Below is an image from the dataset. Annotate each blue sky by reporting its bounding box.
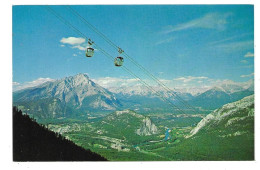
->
[12,5,254,90]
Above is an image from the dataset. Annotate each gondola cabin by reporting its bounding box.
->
[85,47,94,57]
[114,57,124,66]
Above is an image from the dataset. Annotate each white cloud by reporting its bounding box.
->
[233,64,253,69]
[92,77,139,88]
[73,54,77,57]
[13,78,55,91]
[174,76,208,83]
[60,37,85,45]
[158,79,172,84]
[155,36,175,45]
[209,36,236,46]
[214,40,254,51]
[209,33,252,46]
[13,82,20,86]
[93,76,210,89]
[244,52,254,58]
[59,37,87,52]
[240,73,254,78]
[163,12,232,34]
[240,60,248,64]
[59,37,99,55]
[72,45,85,51]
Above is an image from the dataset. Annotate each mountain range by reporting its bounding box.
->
[188,80,254,109]
[13,73,254,119]
[109,79,254,112]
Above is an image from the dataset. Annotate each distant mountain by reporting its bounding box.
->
[13,73,254,119]
[213,79,253,94]
[108,79,254,112]
[189,80,254,109]
[109,85,194,112]
[13,74,121,119]
[109,85,194,100]
[13,107,107,161]
[108,79,253,99]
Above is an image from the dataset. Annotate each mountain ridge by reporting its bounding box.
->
[188,94,254,137]
[13,73,254,118]
[102,109,159,137]
[13,73,121,119]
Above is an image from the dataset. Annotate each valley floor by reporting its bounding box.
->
[45,108,254,161]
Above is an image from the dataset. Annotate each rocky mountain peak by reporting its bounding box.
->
[13,73,121,118]
[60,73,93,87]
[212,79,254,94]
[73,73,90,81]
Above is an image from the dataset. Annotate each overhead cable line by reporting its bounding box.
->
[45,6,189,116]
[95,44,188,115]
[46,6,200,126]
[66,6,199,115]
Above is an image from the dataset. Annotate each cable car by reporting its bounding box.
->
[114,47,124,66]
[85,39,94,57]
[114,57,124,66]
[86,47,94,57]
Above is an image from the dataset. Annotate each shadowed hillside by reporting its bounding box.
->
[13,106,107,161]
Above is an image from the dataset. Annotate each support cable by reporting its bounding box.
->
[46,6,189,116]
[66,6,199,115]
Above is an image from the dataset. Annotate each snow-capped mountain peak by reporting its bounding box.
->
[212,79,254,94]
[13,73,121,119]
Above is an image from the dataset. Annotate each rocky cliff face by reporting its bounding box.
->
[113,110,158,136]
[136,117,158,136]
[187,95,254,138]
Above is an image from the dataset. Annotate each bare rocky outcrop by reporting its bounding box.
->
[136,117,158,136]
